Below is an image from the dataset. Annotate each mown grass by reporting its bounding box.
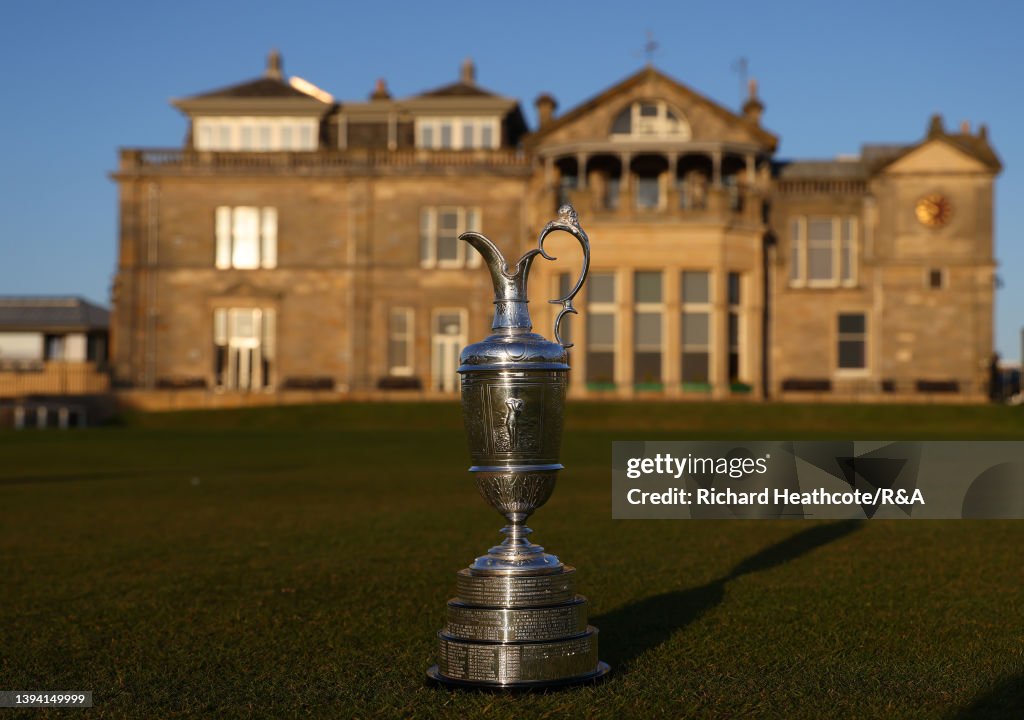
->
[1,402,1022,718]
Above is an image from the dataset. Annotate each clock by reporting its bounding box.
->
[915,194,953,228]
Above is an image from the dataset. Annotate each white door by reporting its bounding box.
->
[431,310,465,393]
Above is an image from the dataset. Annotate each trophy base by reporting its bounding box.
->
[427,661,611,690]
[430,566,610,688]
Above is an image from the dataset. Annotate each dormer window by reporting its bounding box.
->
[611,100,691,140]
[194,117,318,151]
[416,117,499,149]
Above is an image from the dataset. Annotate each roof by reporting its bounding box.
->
[186,76,315,100]
[417,80,499,98]
[524,65,779,150]
[0,297,109,331]
[863,119,1002,173]
[172,52,332,114]
[937,132,1002,171]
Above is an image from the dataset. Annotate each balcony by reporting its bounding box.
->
[117,148,533,177]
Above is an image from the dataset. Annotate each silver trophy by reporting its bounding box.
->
[427,205,610,688]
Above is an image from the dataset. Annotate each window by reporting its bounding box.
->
[610,100,692,140]
[837,313,867,370]
[604,176,620,210]
[388,308,414,376]
[559,173,578,208]
[587,272,617,387]
[214,307,275,390]
[928,268,945,289]
[634,272,663,386]
[636,176,660,209]
[416,117,500,149]
[790,216,857,286]
[728,273,741,383]
[215,207,277,269]
[419,207,482,268]
[681,271,711,384]
[193,117,319,151]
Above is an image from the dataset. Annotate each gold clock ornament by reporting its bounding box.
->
[915,194,952,228]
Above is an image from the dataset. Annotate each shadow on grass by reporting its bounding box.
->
[592,520,864,672]
[953,672,1024,719]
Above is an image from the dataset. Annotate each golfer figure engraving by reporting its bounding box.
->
[427,205,610,688]
[504,397,524,450]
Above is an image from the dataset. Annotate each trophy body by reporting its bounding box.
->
[427,206,610,688]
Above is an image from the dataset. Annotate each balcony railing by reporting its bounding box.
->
[0,361,110,398]
[119,148,532,175]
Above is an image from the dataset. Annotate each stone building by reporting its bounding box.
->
[110,52,1001,404]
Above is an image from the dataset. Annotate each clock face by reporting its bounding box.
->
[915,194,953,228]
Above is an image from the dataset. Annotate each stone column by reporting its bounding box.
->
[665,153,679,213]
[711,266,730,399]
[664,267,681,396]
[618,270,634,398]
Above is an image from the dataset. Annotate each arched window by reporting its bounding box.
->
[610,100,691,140]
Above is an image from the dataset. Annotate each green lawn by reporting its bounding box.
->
[1,402,1022,718]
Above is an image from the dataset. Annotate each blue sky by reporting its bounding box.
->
[1,0,1021,360]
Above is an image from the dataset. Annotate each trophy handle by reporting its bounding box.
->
[537,204,591,348]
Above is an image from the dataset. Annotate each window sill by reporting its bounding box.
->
[681,381,712,393]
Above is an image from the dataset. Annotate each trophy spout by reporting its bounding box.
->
[461,203,591,345]
[460,231,539,334]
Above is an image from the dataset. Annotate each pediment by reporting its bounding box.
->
[526,67,777,151]
[882,139,990,175]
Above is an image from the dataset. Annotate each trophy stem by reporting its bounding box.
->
[469,521,563,575]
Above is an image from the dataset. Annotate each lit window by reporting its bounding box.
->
[790,216,857,287]
[419,207,482,268]
[192,117,318,151]
[215,207,277,269]
[213,307,275,390]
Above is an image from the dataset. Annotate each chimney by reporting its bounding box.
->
[266,49,283,80]
[960,120,971,134]
[461,57,476,85]
[978,123,989,142]
[370,78,392,101]
[742,78,764,125]
[927,113,944,138]
[535,93,558,129]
